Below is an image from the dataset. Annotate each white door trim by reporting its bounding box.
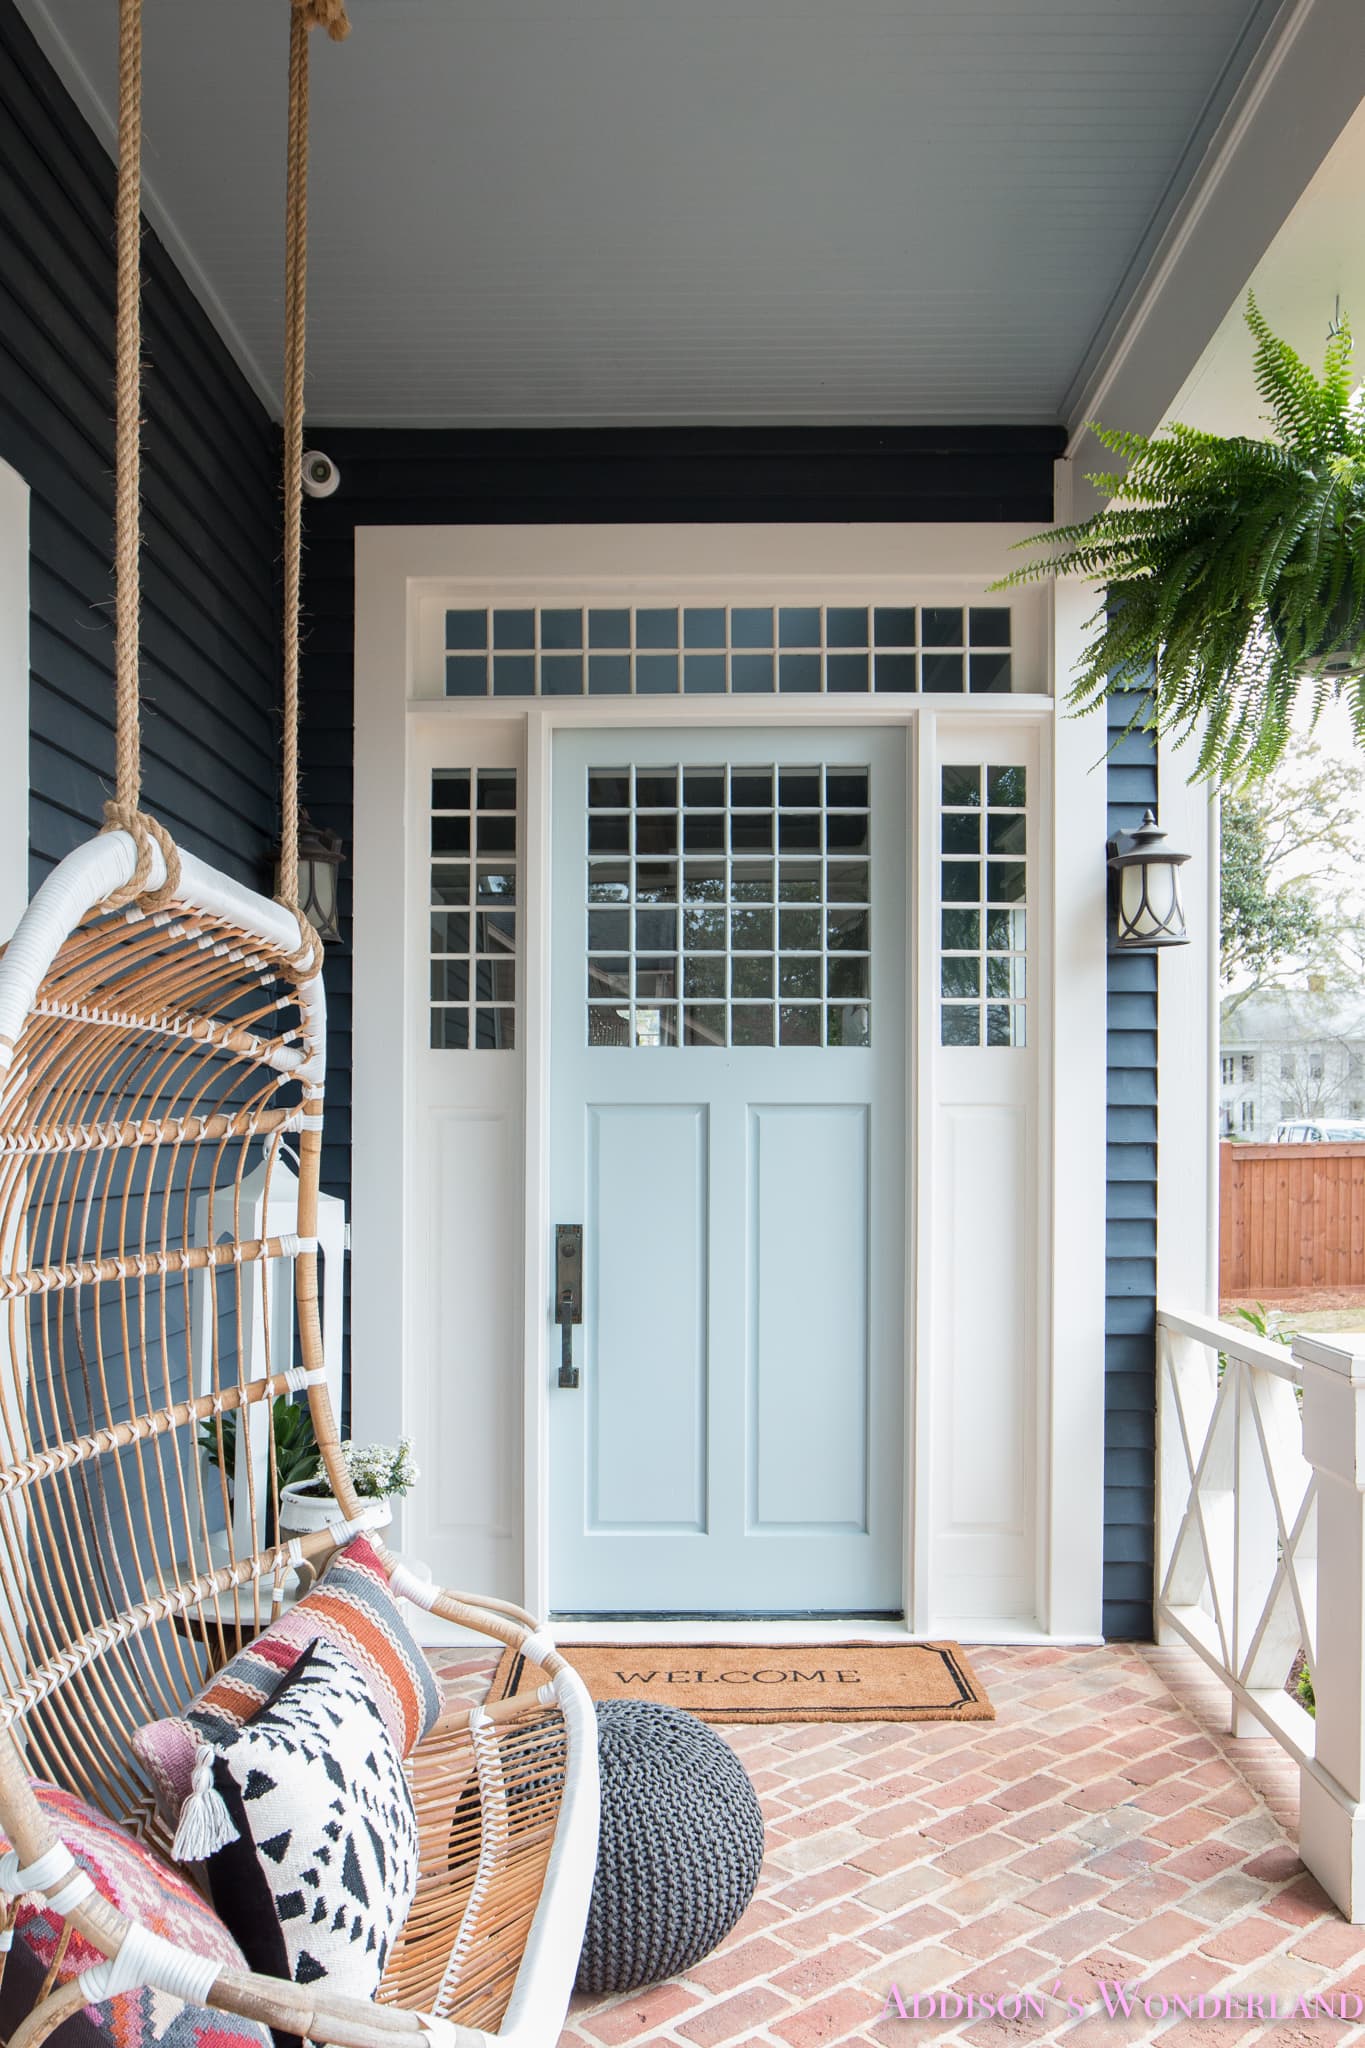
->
[1044,574,1110,1638]
[0,460,30,933]
[1155,731,1219,1317]
[0,458,30,1665]
[352,525,1107,1640]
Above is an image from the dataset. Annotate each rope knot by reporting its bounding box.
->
[100,804,182,913]
[274,900,325,982]
[292,0,350,41]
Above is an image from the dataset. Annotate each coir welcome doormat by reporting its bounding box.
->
[490,1641,994,1723]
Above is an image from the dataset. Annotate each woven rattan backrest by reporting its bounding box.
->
[0,840,353,1831]
[0,0,368,1859]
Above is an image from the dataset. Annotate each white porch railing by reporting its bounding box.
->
[1157,1310,1365,1920]
[1156,1307,1317,1758]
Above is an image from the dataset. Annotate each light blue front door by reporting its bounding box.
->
[549,728,905,1615]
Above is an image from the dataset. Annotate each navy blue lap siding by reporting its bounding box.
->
[1105,691,1159,1639]
[0,0,279,890]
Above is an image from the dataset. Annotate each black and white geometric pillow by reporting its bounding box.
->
[204,1639,420,2020]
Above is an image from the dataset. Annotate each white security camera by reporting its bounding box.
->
[301,449,340,499]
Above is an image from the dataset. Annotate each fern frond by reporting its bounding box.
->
[996,294,1365,784]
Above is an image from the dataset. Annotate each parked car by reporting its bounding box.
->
[1273,1119,1365,1143]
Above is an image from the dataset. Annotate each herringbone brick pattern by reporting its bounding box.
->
[513,1646,1365,2047]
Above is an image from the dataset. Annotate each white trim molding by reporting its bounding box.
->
[352,523,1104,1638]
[1064,0,1365,517]
[1044,576,1109,1638]
[1155,731,1219,1318]
[0,460,30,935]
[348,530,415,1454]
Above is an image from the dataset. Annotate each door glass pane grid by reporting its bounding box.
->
[429,767,517,1049]
[586,764,872,1047]
[939,763,1027,1048]
[447,605,1014,696]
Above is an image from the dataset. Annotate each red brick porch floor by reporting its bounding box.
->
[546,1645,1365,2048]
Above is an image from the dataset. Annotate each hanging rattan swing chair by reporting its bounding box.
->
[0,5,598,2045]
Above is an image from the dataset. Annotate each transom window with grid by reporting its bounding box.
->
[447,605,1016,697]
[585,764,871,1049]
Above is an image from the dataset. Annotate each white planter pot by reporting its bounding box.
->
[278,1480,345,1537]
[278,1480,393,1540]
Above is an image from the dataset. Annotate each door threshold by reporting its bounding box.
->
[404,1610,1106,1651]
[551,1610,902,1623]
[548,1616,916,1645]
[551,1618,1107,1647]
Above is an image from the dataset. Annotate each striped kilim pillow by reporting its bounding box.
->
[0,1781,270,2048]
[132,1537,440,1828]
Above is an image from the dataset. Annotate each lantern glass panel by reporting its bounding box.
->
[306,858,338,933]
[1119,863,1150,936]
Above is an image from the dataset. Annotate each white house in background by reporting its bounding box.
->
[1221,992,1365,1141]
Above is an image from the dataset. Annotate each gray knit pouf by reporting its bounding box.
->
[576,1700,765,1995]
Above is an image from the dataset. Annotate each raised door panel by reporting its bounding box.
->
[587,1104,708,1532]
[750,1104,870,1532]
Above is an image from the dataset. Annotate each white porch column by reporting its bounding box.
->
[1296,1330,1365,1922]
[0,459,28,929]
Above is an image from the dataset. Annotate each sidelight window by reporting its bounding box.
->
[939,763,1027,1048]
[429,768,518,1048]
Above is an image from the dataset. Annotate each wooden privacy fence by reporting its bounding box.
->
[1220,1141,1365,1296]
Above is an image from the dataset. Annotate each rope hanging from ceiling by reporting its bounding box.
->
[0,0,598,2039]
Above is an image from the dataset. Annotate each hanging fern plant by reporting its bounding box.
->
[998,297,1365,784]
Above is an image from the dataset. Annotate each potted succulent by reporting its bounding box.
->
[998,297,1365,784]
[278,1435,420,1537]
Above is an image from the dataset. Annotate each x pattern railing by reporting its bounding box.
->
[1156,1308,1318,1765]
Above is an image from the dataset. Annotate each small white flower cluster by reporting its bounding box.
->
[337,1436,420,1500]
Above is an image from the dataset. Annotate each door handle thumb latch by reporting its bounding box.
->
[554,1224,582,1389]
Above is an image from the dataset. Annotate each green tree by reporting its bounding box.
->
[1221,799,1320,999]
[1221,746,1365,1012]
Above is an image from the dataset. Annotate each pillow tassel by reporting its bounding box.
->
[171,1745,238,1861]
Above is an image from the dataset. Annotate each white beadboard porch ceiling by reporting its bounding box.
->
[19,0,1294,427]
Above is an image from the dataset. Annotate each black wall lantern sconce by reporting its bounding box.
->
[274,810,344,945]
[1106,808,1190,950]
